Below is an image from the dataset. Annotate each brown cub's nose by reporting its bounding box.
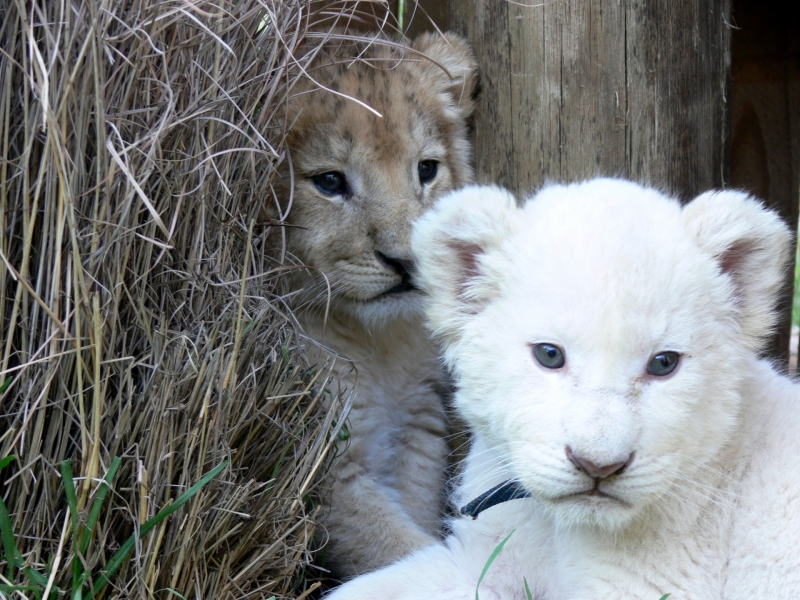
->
[375,252,417,292]
[566,446,634,479]
[375,252,414,277]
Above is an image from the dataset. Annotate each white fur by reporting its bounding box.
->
[325,179,799,599]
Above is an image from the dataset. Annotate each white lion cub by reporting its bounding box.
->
[326,179,800,599]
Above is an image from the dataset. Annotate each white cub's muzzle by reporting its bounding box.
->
[507,390,649,528]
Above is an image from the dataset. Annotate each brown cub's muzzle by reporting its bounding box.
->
[375,251,419,295]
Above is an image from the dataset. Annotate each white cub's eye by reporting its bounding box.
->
[647,351,680,376]
[532,343,565,369]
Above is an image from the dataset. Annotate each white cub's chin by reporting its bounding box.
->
[545,490,640,530]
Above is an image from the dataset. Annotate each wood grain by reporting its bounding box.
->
[449,0,732,197]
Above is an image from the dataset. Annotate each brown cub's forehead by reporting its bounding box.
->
[287,49,451,169]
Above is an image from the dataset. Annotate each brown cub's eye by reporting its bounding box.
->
[418,160,438,184]
[312,171,348,196]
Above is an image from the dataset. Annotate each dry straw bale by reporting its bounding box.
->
[0,0,394,597]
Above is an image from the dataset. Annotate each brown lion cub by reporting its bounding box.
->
[272,32,477,577]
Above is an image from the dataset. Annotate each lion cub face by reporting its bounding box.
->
[276,33,477,324]
[413,179,790,530]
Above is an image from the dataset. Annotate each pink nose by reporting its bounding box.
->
[566,446,634,479]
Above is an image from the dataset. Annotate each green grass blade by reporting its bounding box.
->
[0,454,17,580]
[523,577,533,600]
[266,436,300,498]
[475,529,515,600]
[658,595,671,600]
[81,457,121,554]
[72,569,95,600]
[15,562,56,600]
[92,460,229,597]
[60,461,82,593]
[71,457,121,597]
[166,588,187,599]
[0,376,12,394]
[0,491,20,580]
[0,584,42,592]
[22,565,48,587]
[60,460,79,522]
[242,320,254,337]
[22,563,52,599]
[270,439,293,482]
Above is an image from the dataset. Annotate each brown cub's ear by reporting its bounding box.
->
[412,186,518,350]
[682,190,793,351]
[412,32,479,121]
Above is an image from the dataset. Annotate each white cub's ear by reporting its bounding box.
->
[682,189,793,349]
[412,32,478,121]
[412,185,518,347]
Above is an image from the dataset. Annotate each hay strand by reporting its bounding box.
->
[0,0,390,597]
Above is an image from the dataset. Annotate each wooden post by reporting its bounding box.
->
[448,0,731,196]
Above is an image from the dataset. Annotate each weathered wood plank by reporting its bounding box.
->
[450,0,731,196]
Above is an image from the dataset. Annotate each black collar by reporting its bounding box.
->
[460,479,531,519]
